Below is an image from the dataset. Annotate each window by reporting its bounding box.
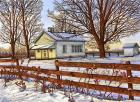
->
[79,45,83,52]
[44,50,46,57]
[37,50,40,53]
[72,45,74,52]
[63,45,67,53]
[50,49,53,52]
[71,45,83,53]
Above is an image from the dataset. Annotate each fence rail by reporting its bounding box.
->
[86,50,124,57]
[0,59,140,100]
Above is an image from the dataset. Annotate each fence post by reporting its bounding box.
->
[55,60,61,88]
[126,61,134,100]
[108,52,110,57]
[16,59,19,66]
[93,53,94,57]
[55,60,60,80]
[117,52,119,57]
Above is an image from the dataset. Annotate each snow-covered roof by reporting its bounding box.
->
[47,32,85,42]
[123,43,139,48]
[32,44,55,50]
[34,31,86,44]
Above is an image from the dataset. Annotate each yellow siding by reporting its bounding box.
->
[34,32,57,59]
[35,50,42,59]
[35,33,54,45]
[48,49,56,58]
[35,49,56,59]
[41,50,49,59]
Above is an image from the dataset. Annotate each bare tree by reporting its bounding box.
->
[48,10,87,34]
[18,11,43,51]
[0,0,21,59]
[0,0,42,58]
[54,0,140,58]
[48,11,74,32]
[19,0,42,58]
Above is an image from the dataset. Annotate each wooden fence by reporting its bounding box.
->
[0,60,140,100]
[0,59,19,65]
[86,50,124,57]
[0,52,34,59]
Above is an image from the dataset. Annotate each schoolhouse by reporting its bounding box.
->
[32,31,86,59]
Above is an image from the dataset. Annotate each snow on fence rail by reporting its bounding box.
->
[0,59,140,100]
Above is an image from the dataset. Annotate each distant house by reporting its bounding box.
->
[123,43,139,57]
[32,31,86,59]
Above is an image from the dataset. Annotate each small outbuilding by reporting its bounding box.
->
[123,43,139,57]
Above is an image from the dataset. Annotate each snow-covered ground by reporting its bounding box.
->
[0,79,139,102]
[0,55,140,102]
[21,54,140,68]
[21,55,140,77]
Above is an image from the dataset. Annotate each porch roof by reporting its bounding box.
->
[32,44,55,50]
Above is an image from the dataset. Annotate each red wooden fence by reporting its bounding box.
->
[0,59,140,100]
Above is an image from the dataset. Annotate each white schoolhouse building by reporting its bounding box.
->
[32,31,86,59]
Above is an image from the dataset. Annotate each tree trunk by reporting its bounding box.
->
[98,42,106,58]
[11,43,15,59]
[21,0,30,58]
[26,43,30,58]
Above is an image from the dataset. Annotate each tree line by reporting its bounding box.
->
[0,0,42,59]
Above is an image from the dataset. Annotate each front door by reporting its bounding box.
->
[43,50,48,59]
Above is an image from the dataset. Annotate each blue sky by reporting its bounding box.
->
[41,0,54,29]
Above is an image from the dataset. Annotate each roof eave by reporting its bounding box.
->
[32,46,55,50]
[56,40,86,42]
